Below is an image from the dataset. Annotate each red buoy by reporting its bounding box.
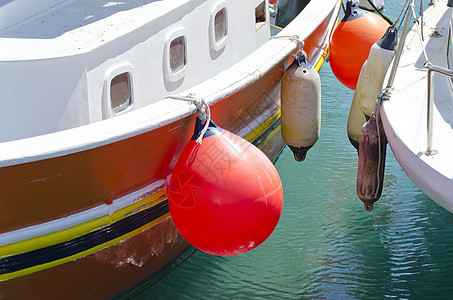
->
[168,118,283,256]
[329,0,388,90]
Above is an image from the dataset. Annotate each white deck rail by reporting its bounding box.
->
[425,64,453,155]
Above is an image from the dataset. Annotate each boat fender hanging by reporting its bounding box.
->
[356,104,387,211]
[168,117,284,256]
[347,93,368,151]
[357,25,398,117]
[281,51,321,162]
[347,26,397,151]
[329,0,388,90]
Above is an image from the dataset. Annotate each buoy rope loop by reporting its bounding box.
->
[195,99,211,145]
[378,87,392,102]
[166,95,211,144]
[270,35,305,58]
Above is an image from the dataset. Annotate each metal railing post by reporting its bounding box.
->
[426,68,435,155]
[424,65,453,155]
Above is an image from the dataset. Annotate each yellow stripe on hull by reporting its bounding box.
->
[257,124,282,148]
[0,189,167,258]
[0,212,170,282]
[0,107,282,282]
[245,108,281,143]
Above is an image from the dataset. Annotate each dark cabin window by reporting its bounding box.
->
[255,1,266,30]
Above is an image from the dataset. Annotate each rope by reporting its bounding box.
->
[395,0,411,30]
[420,0,424,40]
[270,35,305,59]
[195,99,211,144]
[270,24,284,31]
[385,0,416,89]
[362,0,393,24]
[373,87,394,198]
[374,100,383,199]
[410,1,430,64]
[166,95,211,144]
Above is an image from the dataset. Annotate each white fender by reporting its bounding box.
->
[347,93,367,150]
[347,25,397,150]
[281,54,321,162]
[357,26,398,117]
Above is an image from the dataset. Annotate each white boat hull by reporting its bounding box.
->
[381,110,453,212]
[381,0,453,212]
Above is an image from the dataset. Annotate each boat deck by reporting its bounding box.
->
[0,0,181,60]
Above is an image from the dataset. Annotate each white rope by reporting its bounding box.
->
[195,99,211,144]
[410,1,430,64]
[270,35,305,59]
[166,95,211,144]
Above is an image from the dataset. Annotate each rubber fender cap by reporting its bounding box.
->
[288,145,313,162]
[343,0,366,21]
[191,117,222,140]
[376,25,398,50]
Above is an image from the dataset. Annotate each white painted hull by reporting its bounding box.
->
[381,0,453,212]
[381,112,453,212]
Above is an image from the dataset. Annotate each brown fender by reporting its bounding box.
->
[356,110,387,211]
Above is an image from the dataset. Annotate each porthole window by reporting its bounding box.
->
[103,64,135,118]
[110,72,132,114]
[169,36,187,74]
[165,29,187,83]
[214,8,227,44]
[210,2,228,52]
[255,1,267,30]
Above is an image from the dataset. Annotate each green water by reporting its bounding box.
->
[136,2,453,298]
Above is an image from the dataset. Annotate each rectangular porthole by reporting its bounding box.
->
[214,8,227,43]
[164,30,187,83]
[255,1,266,30]
[110,72,132,114]
[210,2,228,52]
[170,36,187,74]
